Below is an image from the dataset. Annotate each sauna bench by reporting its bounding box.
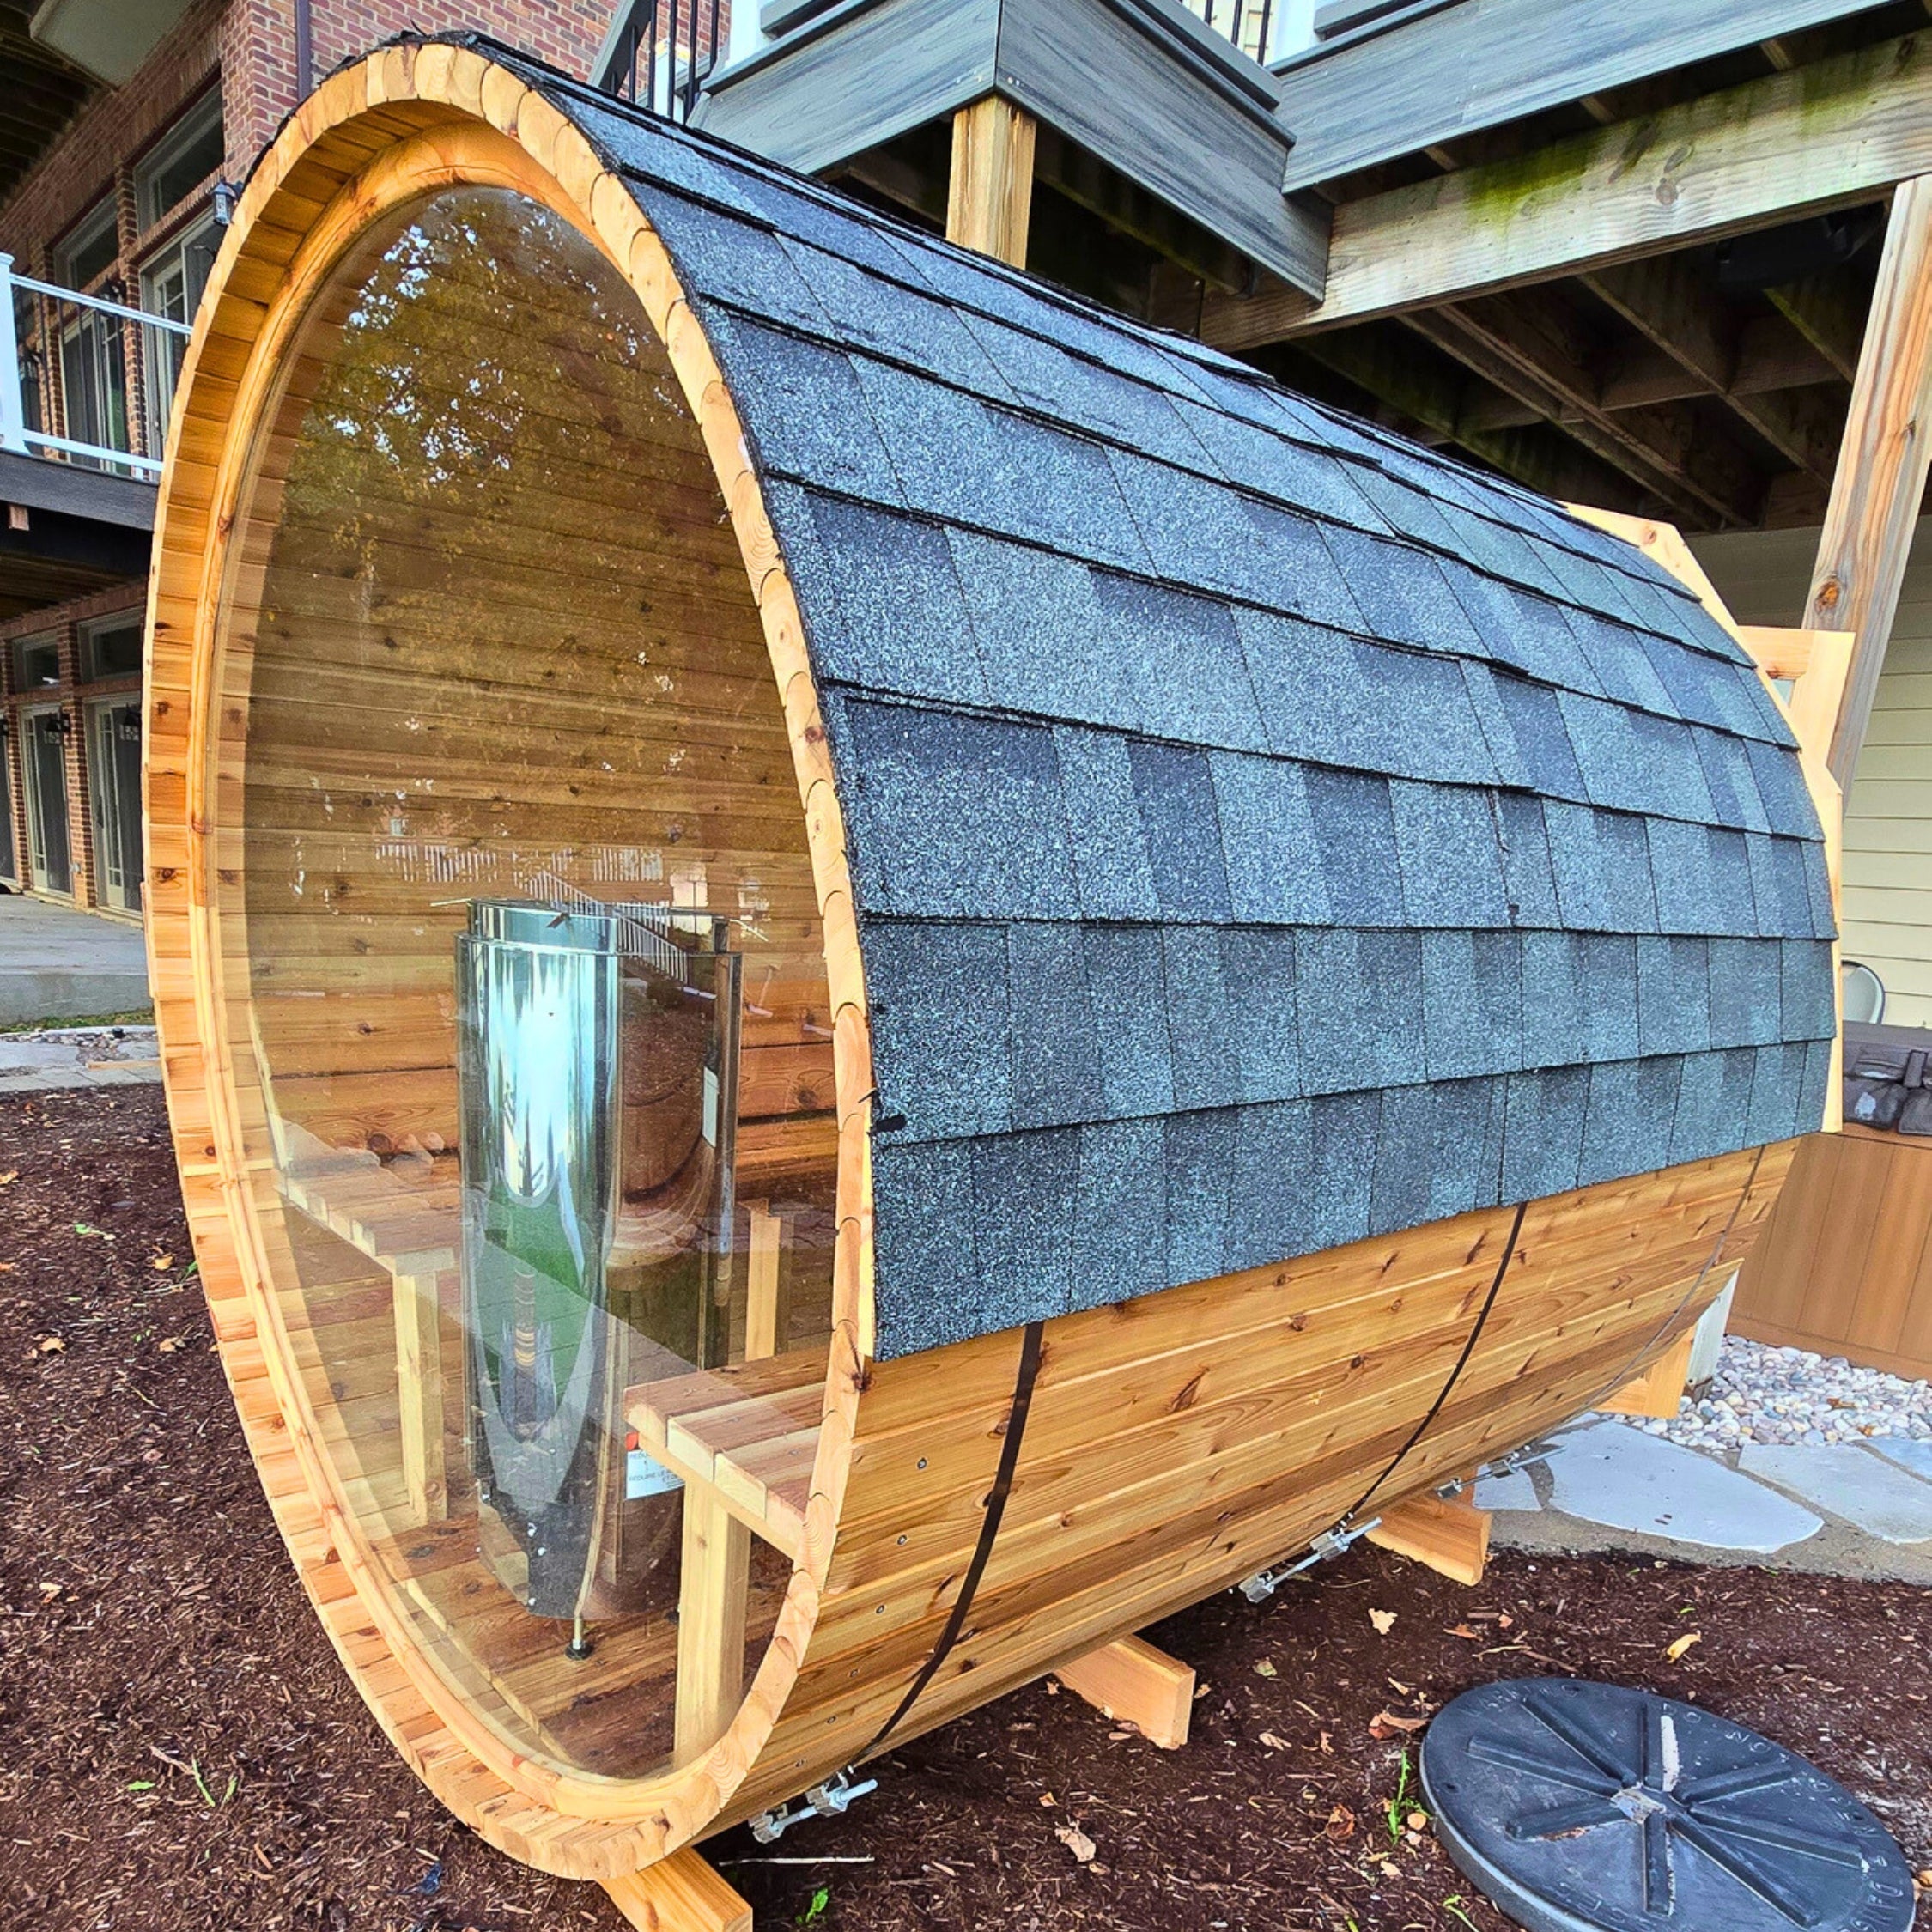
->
[625,1351,825,1563]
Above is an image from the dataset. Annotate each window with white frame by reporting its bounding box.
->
[141,214,219,454]
[135,92,224,233]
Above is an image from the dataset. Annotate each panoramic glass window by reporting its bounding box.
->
[225,187,835,1781]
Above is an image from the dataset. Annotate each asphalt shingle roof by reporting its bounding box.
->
[493,46,1838,1358]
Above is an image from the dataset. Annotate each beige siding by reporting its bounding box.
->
[1692,521,1932,1026]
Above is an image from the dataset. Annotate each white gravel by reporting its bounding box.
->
[1613,1334,1932,1452]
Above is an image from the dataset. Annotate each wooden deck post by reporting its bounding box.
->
[1053,1634,1196,1748]
[603,1850,753,1932]
[1806,173,1932,786]
[947,94,1036,267]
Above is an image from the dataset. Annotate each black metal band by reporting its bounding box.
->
[859,1316,1046,1763]
[1340,1198,1528,1528]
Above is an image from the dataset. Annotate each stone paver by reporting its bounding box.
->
[1473,1467,1539,1512]
[1739,1443,1932,1546]
[1540,1418,1822,1553]
[1871,1438,1932,1483]
[0,1026,161,1091]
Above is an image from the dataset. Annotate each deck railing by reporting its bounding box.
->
[595,0,725,122]
[1180,0,1280,63]
[0,252,191,483]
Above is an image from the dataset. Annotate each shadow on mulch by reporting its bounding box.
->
[3,1085,1928,1932]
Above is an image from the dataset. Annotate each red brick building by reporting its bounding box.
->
[0,0,635,921]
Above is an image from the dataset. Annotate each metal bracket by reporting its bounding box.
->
[747,1768,878,1844]
[1436,1440,1557,1502]
[1237,1515,1382,1604]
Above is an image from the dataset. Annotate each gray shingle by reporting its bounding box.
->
[1324,526,1485,653]
[1744,735,1821,839]
[1083,927,1176,1117]
[1308,1089,1381,1252]
[1422,929,1523,1081]
[1164,1109,1236,1284]
[1219,927,1303,1103]
[1798,1036,1833,1129]
[795,492,987,706]
[1637,936,1712,1057]
[707,311,902,501]
[1172,397,1393,529]
[871,1139,983,1356]
[1067,1117,1169,1313]
[1494,674,1587,800]
[1690,726,1771,833]
[1305,767,1404,926]
[1390,781,1510,928]
[1096,572,1267,750]
[641,186,828,319]
[1451,569,1600,693]
[1575,933,1641,1062]
[1296,927,1424,1095]
[1780,939,1838,1042]
[1708,938,1783,1049]
[1129,741,1231,920]
[1544,803,1660,933]
[863,920,1012,1139]
[1670,1048,1759,1168]
[1520,930,1584,1072]
[1562,605,1680,718]
[1577,1056,1680,1188]
[1801,841,1837,941]
[1648,818,1755,938]
[835,698,1075,917]
[1501,1066,1590,1201]
[973,1127,1077,1324]
[1372,1077,1499,1236]
[1007,922,1106,1131]
[1746,833,1816,940]
[1746,1042,1807,1146]
[1225,1099,1317,1272]
[1163,927,1243,1112]
[1211,753,1330,926]
[1055,726,1161,921]
[948,531,1130,728]
[1495,791,1562,928]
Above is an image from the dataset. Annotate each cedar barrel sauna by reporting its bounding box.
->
[143,36,1843,1903]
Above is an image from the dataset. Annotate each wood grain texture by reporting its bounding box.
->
[1809,174,1932,786]
[1364,1490,1490,1588]
[602,1850,752,1932]
[1596,1326,1698,1419]
[1210,32,1932,348]
[1734,1129,1932,1378]
[1053,1634,1194,1748]
[947,94,1037,266]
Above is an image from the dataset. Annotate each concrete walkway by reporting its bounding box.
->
[0,1024,161,1092]
[1483,1415,1932,1583]
[0,893,149,1024]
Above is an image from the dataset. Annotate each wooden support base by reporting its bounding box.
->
[1366,1488,1492,1587]
[603,1850,752,1932]
[673,1487,750,1762]
[1052,1634,1195,1749]
[1598,1327,1698,1420]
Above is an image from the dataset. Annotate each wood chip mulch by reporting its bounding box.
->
[3,1084,1928,1931]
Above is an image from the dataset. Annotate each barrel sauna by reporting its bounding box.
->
[143,37,1841,1893]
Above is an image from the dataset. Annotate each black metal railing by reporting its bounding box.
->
[1182,0,1277,63]
[596,0,725,119]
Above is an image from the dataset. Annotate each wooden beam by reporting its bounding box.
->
[1598,1327,1697,1419]
[744,1201,790,1361]
[1809,173,1932,783]
[603,1851,754,1932]
[1766,272,1868,384]
[1405,294,1764,527]
[947,94,1036,267]
[392,1268,446,1524]
[1053,1634,1195,1748]
[1585,254,1842,482]
[1366,1489,1492,1587]
[1597,319,1841,413]
[1203,31,1932,349]
[673,1486,751,1763]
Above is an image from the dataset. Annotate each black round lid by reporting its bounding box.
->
[1419,1679,1916,1932]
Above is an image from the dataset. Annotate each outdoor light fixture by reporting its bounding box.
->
[211,179,238,226]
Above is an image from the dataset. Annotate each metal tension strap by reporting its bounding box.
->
[859,1315,1048,1763]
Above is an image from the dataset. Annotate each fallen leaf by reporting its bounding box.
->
[1497,1613,1515,1630]
[158,1338,182,1353]
[1324,1803,1356,1843]
[1446,1624,1480,1640]
[1260,1731,1292,1752]
[0,1170,17,1184]
[37,1336,65,1353]
[1369,1710,1428,1739]
[1407,1811,1430,1832]
[1665,1632,1703,1663]
[1369,1608,1397,1636]
[1038,1792,1057,1807]
[1054,1822,1096,1864]
[150,1253,174,1271]
[39,1581,60,1598]
[1318,1730,1334,1755]
[1253,1658,1278,1679]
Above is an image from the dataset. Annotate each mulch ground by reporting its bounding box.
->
[3,1084,1928,1932]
